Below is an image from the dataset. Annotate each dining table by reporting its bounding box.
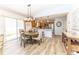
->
[24,31,39,44]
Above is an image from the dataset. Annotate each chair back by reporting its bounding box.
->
[19,29,25,39]
[37,29,43,38]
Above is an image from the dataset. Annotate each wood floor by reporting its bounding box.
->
[3,36,67,55]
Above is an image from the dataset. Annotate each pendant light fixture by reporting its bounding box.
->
[24,4,34,21]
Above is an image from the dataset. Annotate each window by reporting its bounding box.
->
[4,17,17,41]
[17,19,24,38]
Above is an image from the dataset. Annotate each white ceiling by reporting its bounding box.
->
[0,0,77,17]
[0,4,48,17]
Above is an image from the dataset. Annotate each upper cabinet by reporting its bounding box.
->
[31,20,37,28]
[36,16,54,29]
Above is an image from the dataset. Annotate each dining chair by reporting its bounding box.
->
[33,29,43,45]
[19,30,29,48]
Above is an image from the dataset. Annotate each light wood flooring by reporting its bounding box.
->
[3,36,67,55]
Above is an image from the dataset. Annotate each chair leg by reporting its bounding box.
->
[20,39,22,46]
[23,42,26,48]
[38,40,41,45]
[40,38,42,43]
[20,40,24,47]
[38,42,40,45]
[31,40,33,45]
[21,39,26,48]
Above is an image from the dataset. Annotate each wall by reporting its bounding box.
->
[54,16,67,35]
[36,14,67,35]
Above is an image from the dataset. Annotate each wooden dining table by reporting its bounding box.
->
[24,32,39,44]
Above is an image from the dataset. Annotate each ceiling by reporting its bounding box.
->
[0,0,77,17]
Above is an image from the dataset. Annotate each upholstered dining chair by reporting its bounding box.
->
[33,29,43,45]
[19,29,29,48]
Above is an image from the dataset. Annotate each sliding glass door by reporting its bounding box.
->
[17,19,24,39]
[4,17,17,41]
